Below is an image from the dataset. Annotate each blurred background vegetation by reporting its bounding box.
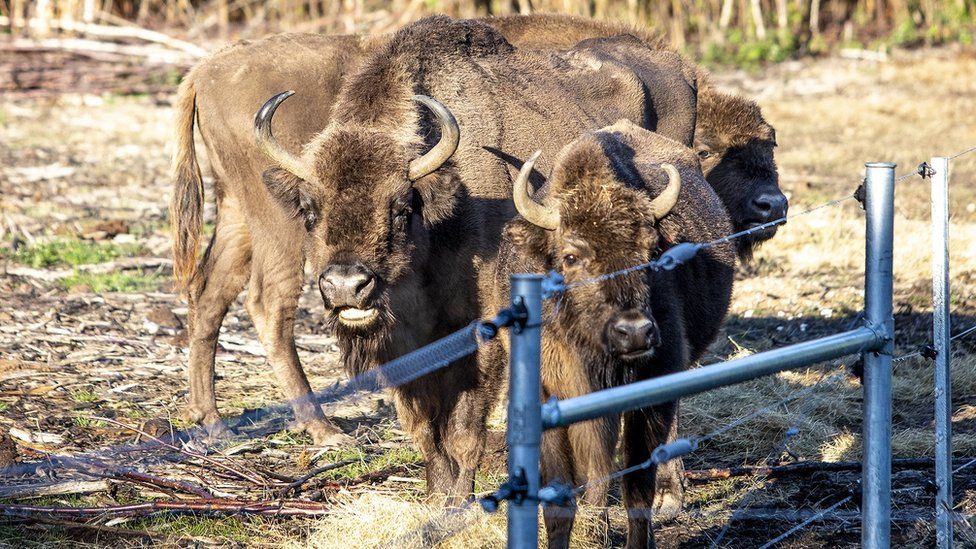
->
[2,0,975,65]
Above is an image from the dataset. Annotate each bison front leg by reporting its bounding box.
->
[184,204,251,440]
[652,409,684,520]
[568,416,616,546]
[541,427,575,549]
[394,391,456,501]
[620,404,677,549]
[246,247,350,448]
[443,374,492,506]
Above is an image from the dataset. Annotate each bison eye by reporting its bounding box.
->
[697,150,711,160]
[563,254,579,266]
[303,209,317,231]
[392,211,409,233]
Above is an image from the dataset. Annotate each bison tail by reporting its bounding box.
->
[170,76,204,291]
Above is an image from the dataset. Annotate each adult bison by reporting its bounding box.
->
[482,120,735,547]
[172,16,698,501]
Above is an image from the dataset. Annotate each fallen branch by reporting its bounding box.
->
[5,38,195,65]
[0,498,330,518]
[0,480,110,499]
[3,514,158,539]
[91,417,270,487]
[280,458,361,497]
[89,468,213,499]
[684,457,974,481]
[0,16,208,58]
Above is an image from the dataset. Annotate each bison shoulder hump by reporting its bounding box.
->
[389,16,515,59]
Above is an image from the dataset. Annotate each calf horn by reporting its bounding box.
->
[408,95,460,181]
[254,91,315,182]
[649,163,682,221]
[513,150,560,231]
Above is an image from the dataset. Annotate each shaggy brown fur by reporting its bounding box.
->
[171,15,697,503]
[482,121,734,548]
[167,12,770,507]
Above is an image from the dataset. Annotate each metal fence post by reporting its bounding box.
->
[862,162,896,549]
[931,156,953,548]
[507,274,543,549]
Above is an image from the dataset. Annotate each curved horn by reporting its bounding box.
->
[254,91,314,182]
[648,163,682,220]
[513,150,560,231]
[408,95,460,181]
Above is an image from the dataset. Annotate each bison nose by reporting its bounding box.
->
[606,312,659,357]
[318,264,376,308]
[750,192,789,221]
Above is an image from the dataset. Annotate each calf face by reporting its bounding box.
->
[695,89,787,259]
[255,91,461,339]
[505,150,681,363]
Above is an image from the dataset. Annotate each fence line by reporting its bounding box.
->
[4,146,975,544]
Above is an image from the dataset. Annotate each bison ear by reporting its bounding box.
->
[504,219,552,267]
[412,171,461,225]
[262,166,310,218]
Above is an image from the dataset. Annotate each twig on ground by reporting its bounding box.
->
[0,498,330,518]
[279,458,362,497]
[91,416,270,487]
[0,480,110,499]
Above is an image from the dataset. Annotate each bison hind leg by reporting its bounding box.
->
[184,197,252,440]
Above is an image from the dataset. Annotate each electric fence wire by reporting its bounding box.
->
[707,367,838,548]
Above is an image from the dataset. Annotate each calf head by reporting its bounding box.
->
[255,91,461,338]
[695,89,787,260]
[505,144,681,363]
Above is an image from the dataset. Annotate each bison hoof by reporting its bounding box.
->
[653,485,684,520]
[184,407,231,441]
[300,419,355,448]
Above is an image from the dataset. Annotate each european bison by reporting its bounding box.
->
[483,120,734,547]
[172,16,698,502]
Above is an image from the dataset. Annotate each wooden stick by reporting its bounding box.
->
[91,417,270,487]
[0,15,207,57]
[0,498,331,518]
[0,480,110,499]
[279,458,361,496]
[4,37,195,65]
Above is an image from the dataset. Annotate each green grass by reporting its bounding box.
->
[126,515,267,543]
[58,272,163,293]
[5,238,143,268]
[0,402,9,413]
[313,446,423,481]
[73,417,106,429]
[71,389,99,403]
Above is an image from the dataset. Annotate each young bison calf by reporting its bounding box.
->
[483,121,734,548]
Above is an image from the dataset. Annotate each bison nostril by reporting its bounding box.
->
[353,274,374,297]
[752,192,788,219]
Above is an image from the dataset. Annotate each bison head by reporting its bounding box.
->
[505,146,681,362]
[254,91,461,335]
[695,89,787,260]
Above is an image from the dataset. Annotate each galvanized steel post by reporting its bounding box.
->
[507,274,543,549]
[862,162,896,549]
[931,156,953,549]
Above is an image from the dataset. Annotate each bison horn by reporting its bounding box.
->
[513,150,560,231]
[648,163,681,221]
[254,91,315,182]
[408,95,460,181]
